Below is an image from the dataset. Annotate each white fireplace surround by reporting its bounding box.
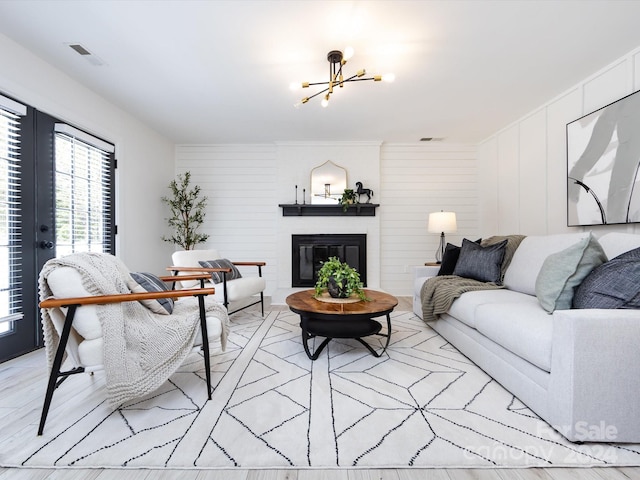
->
[274,142,382,301]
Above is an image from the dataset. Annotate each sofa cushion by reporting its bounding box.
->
[453,238,507,283]
[535,234,606,313]
[199,259,243,284]
[573,246,640,309]
[503,232,591,296]
[128,272,174,315]
[449,289,540,330]
[474,302,554,372]
[598,232,640,260]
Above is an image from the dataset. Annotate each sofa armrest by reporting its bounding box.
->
[413,266,441,318]
[548,308,640,442]
[414,265,441,279]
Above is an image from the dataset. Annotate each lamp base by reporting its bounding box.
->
[435,232,446,263]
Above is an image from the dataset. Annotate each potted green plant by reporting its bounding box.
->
[161,171,209,250]
[339,188,358,212]
[314,256,368,300]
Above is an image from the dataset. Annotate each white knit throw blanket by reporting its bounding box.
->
[38,252,229,407]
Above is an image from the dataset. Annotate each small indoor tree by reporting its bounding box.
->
[161,171,209,250]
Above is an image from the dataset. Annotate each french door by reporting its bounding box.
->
[0,95,115,362]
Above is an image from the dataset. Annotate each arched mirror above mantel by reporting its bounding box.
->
[310,160,347,204]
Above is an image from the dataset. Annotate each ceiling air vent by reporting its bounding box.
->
[67,43,105,66]
[420,137,445,142]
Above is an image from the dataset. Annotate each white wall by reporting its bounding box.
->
[478,45,640,237]
[0,32,176,272]
[380,143,478,294]
[176,142,479,297]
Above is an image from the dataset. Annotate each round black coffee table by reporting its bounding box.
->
[285,289,398,360]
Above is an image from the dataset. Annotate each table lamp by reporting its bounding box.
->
[428,211,457,263]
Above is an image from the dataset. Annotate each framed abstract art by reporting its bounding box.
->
[567,89,640,226]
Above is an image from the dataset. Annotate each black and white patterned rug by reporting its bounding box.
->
[4,309,640,469]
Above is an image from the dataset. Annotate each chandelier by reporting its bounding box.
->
[290,47,395,107]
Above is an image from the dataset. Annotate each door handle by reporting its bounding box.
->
[39,240,54,250]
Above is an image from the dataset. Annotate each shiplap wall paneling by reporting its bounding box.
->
[518,110,548,235]
[379,144,478,296]
[175,144,279,295]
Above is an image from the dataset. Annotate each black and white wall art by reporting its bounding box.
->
[567,89,640,226]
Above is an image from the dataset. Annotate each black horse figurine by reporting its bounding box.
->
[355,182,374,203]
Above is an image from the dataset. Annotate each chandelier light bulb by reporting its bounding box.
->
[382,73,396,83]
[343,46,354,60]
[289,82,301,91]
[321,95,329,108]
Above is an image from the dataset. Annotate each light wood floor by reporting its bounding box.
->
[1,297,638,480]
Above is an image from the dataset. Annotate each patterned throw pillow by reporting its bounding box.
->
[198,259,243,284]
[127,272,174,315]
[573,246,640,309]
[453,238,507,283]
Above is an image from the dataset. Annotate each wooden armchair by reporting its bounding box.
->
[38,253,227,435]
[169,249,266,316]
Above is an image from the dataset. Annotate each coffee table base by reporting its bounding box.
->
[301,314,392,360]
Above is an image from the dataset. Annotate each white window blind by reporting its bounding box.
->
[54,127,114,256]
[0,101,24,332]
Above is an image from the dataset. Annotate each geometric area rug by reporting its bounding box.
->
[3,309,640,469]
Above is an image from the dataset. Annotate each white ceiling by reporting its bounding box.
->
[1,0,640,144]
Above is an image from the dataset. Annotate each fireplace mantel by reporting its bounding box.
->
[279,203,379,217]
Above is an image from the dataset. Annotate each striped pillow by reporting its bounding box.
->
[128,272,174,315]
[199,259,242,284]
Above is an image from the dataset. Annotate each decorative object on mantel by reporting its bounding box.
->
[356,181,374,203]
[310,160,347,204]
[295,185,298,204]
[428,210,457,263]
[278,203,379,216]
[314,256,368,301]
[339,188,358,212]
[161,171,209,250]
[290,47,395,107]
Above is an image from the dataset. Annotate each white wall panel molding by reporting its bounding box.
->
[478,43,640,237]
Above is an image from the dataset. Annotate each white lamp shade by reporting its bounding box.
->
[428,211,457,233]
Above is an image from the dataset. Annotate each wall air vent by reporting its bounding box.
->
[67,43,105,66]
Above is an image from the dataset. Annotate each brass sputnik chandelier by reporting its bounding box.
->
[290,47,395,107]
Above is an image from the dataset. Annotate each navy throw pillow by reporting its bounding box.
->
[573,247,640,309]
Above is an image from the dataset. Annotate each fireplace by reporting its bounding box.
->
[292,234,367,287]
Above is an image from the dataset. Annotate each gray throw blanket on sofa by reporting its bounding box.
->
[420,234,526,322]
[420,276,504,322]
[39,252,229,407]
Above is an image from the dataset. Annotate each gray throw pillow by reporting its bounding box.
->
[573,246,640,309]
[199,259,242,284]
[127,272,174,315]
[535,233,606,313]
[437,239,482,276]
[452,238,508,283]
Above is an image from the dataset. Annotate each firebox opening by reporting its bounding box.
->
[292,234,367,287]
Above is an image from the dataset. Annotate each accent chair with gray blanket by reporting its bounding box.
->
[38,252,229,435]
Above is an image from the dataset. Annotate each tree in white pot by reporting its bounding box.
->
[161,171,209,250]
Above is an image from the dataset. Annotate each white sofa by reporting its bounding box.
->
[413,231,640,443]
